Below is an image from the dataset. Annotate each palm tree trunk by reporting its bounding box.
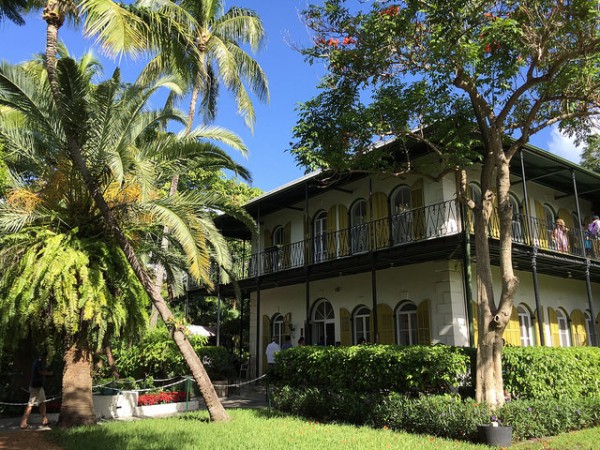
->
[44,11,229,423]
[58,343,96,427]
[150,76,202,327]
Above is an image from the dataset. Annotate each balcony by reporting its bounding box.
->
[188,199,600,290]
[228,199,461,280]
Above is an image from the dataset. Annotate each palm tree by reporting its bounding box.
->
[0,0,28,25]
[136,1,268,322]
[0,55,251,423]
[33,0,242,423]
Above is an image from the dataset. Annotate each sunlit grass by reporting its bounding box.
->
[511,427,600,450]
[51,409,490,450]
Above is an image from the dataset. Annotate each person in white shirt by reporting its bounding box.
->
[265,338,280,370]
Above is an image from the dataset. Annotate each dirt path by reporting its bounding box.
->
[0,430,61,450]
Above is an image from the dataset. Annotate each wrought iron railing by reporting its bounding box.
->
[188,200,600,289]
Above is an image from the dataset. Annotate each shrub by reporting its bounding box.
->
[273,345,470,395]
[499,396,600,440]
[502,347,600,400]
[107,328,236,381]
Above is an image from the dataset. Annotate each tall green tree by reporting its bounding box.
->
[136,0,268,323]
[31,0,238,422]
[0,55,250,424]
[293,0,600,407]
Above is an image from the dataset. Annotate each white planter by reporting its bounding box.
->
[134,399,200,418]
[93,391,139,419]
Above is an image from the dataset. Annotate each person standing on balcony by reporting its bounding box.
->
[552,218,569,252]
[588,215,600,257]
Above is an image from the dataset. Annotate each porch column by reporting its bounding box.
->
[572,169,599,346]
[305,181,311,344]
[368,178,379,341]
[459,198,475,347]
[520,149,545,346]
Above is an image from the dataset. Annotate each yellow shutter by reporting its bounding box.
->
[411,179,425,240]
[534,201,549,249]
[504,307,521,346]
[263,229,272,249]
[369,310,374,343]
[283,222,292,267]
[570,309,588,346]
[338,204,349,256]
[533,309,543,346]
[372,192,389,249]
[417,299,431,344]
[327,206,337,258]
[472,300,479,348]
[489,190,500,239]
[521,202,531,245]
[284,312,292,341]
[340,308,351,346]
[262,315,271,374]
[548,307,560,347]
[377,304,394,344]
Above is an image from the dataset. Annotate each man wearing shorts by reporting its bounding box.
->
[21,352,53,429]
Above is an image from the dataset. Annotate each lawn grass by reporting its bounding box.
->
[48,409,600,450]
[49,409,489,450]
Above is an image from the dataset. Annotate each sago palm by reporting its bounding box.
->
[0,55,251,424]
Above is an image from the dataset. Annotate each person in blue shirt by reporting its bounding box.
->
[21,352,53,429]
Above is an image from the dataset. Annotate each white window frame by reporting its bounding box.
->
[353,306,371,344]
[517,305,535,347]
[395,301,418,345]
[556,308,571,347]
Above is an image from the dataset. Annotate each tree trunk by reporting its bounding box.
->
[44,13,229,423]
[58,343,96,427]
[473,142,519,408]
[105,345,119,379]
[150,77,202,327]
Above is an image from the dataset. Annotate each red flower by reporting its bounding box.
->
[342,36,356,45]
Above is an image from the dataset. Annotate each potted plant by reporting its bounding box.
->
[478,415,513,447]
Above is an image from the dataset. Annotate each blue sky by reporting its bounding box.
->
[0,1,583,193]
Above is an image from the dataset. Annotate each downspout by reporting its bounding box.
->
[369,178,379,342]
[460,198,475,347]
[572,169,599,347]
[305,181,311,344]
[520,149,545,346]
[255,204,261,377]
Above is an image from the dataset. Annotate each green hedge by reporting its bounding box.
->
[273,345,470,395]
[273,387,600,442]
[502,347,600,400]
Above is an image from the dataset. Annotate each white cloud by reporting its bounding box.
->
[546,127,582,164]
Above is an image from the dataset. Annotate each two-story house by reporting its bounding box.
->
[191,142,600,378]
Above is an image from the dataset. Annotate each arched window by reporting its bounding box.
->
[272,313,284,347]
[311,299,335,346]
[469,183,482,205]
[517,305,535,347]
[313,211,328,263]
[544,204,556,245]
[556,308,571,347]
[272,226,284,246]
[509,194,524,243]
[350,200,368,254]
[352,306,371,344]
[395,301,418,345]
[391,185,412,244]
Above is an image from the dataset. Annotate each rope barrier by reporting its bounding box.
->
[0,395,61,407]
[1,373,267,406]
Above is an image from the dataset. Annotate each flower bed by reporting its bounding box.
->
[137,391,188,406]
